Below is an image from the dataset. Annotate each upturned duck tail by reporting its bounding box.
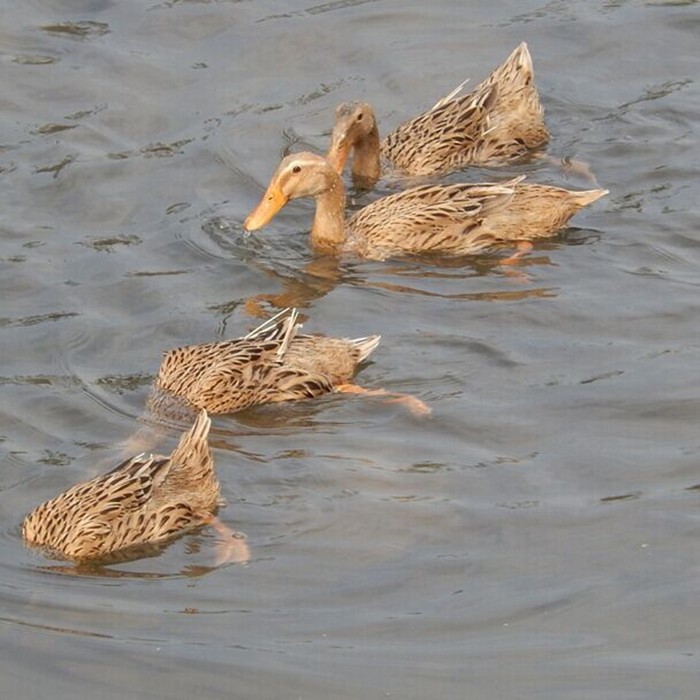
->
[571,189,609,207]
[350,335,381,362]
[172,410,211,461]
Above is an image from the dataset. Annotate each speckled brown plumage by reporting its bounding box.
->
[244,153,608,260]
[327,43,548,185]
[22,411,219,562]
[151,308,381,415]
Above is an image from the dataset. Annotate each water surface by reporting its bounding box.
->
[1,1,699,698]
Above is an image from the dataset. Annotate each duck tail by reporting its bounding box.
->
[571,188,609,207]
[510,42,533,73]
[185,408,211,443]
[350,335,381,362]
[173,409,212,459]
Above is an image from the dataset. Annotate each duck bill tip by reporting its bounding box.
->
[244,184,288,231]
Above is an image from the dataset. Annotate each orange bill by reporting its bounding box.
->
[244,181,289,231]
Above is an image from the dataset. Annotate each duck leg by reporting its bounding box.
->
[499,240,533,266]
[335,383,431,417]
[202,514,250,566]
[543,154,599,185]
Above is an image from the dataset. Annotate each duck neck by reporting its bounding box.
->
[310,171,347,252]
[352,125,381,187]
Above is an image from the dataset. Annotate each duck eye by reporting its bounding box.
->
[357,113,364,121]
[292,165,301,174]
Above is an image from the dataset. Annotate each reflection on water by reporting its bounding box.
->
[34,543,236,581]
[2,0,700,698]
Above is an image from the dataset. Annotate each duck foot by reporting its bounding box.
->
[335,383,431,417]
[499,240,533,266]
[203,514,250,566]
[543,154,599,185]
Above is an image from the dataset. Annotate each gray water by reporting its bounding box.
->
[2,1,699,698]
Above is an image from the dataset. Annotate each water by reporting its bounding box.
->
[2,1,699,698]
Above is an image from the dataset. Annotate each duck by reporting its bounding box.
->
[243,152,608,262]
[147,308,427,416]
[22,411,248,563]
[326,42,548,187]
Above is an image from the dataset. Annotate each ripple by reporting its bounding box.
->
[11,54,58,65]
[33,123,78,135]
[94,373,153,395]
[2,0,700,696]
[0,312,80,328]
[0,374,81,389]
[39,21,110,39]
[79,235,142,252]
[141,139,193,158]
[34,154,77,179]
[125,269,190,278]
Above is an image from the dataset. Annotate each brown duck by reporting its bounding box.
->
[22,411,248,564]
[244,152,607,262]
[149,308,428,416]
[326,42,548,187]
